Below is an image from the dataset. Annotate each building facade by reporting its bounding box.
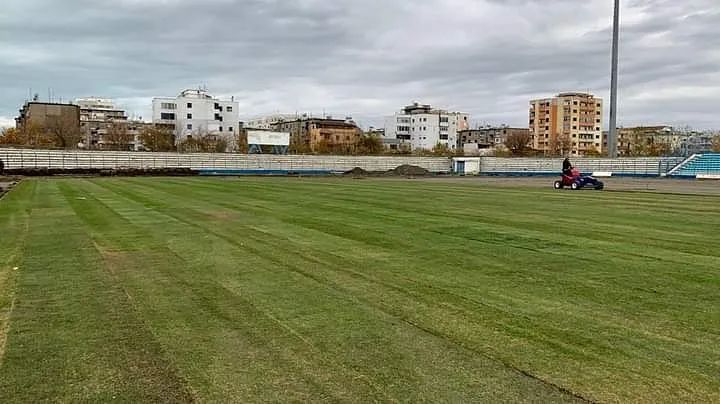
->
[529,93,604,156]
[617,126,682,156]
[384,103,469,151]
[152,89,239,147]
[16,102,80,133]
[245,113,298,130]
[76,97,136,150]
[680,131,718,156]
[272,118,362,153]
[458,127,530,152]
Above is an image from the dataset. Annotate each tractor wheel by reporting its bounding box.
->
[571,182,580,190]
[595,183,605,190]
[554,181,563,189]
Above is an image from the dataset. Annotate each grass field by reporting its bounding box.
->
[1,177,719,403]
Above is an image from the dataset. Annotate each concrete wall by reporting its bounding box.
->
[0,148,686,177]
[0,148,452,173]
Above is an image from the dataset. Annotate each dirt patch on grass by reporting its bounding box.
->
[0,180,20,201]
[0,264,19,367]
[204,210,240,221]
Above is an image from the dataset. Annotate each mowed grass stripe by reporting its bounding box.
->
[1,177,718,402]
[0,181,35,366]
[81,177,582,402]
[0,179,194,402]
[92,177,719,402]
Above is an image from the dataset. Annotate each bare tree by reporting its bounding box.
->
[179,130,228,153]
[104,122,134,151]
[549,134,572,157]
[712,136,720,153]
[0,128,23,145]
[46,115,82,149]
[504,131,532,156]
[234,129,249,154]
[139,126,176,152]
[355,134,384,155]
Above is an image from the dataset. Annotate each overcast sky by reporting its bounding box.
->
[1,0,718,130]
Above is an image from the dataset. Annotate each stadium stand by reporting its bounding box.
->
[0,148,452,174]
[668,153,720,178]
[479,157,684,177]
[0,148,694,177]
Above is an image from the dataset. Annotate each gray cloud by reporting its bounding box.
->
[1,0,718,129]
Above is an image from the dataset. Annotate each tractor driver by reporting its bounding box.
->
[562,157,573,176]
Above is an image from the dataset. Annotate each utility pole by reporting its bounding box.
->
[608,0,620,158]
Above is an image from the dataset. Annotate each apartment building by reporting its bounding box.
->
[384,102,469,151]
[16,101,80,133]
[458,126,530,152]
[76,97,135,150]
[529,93,603,156]
[618,126,681,156]
[152,89,239,147]
[681,132,719,156]
[272,117,362,153]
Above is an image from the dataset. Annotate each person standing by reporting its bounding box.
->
[562,157,573,176]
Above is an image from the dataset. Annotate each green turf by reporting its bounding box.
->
[0,177,718,402]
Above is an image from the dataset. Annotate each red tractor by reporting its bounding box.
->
[554,168,604,190]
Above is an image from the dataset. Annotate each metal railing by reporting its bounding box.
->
[478,157,685,176]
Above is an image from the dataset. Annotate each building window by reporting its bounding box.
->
[161,103,176,110]
[573,117,577,121]
[573,126,577,130]
[219,127,223,132]
[187,103,193,108]
[596,127,600,131]
[187,124,192,130]
[228,127,233,132]
[573,109,578,113]
[226,106,232,112]
[160,113,175,120]
[187,113,192,119]
[214,103,220,110]
[573,101,578,105]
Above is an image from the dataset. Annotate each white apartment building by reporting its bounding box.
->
[384,102,469,151]
[245,113,298,130]
[152,89,239,144]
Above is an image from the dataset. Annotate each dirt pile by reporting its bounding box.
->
[385,164,430,176]
[344,167,369,176]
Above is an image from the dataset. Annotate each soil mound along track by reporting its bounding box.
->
[386,164,430,176]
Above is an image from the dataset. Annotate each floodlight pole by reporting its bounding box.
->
[608,0,620,158]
